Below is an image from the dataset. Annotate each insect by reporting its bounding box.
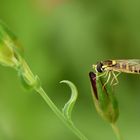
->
[93,59,140,86]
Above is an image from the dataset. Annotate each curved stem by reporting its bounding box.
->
[111,123,123,140]
[35,87,88,140]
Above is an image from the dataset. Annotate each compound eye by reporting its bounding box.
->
[96,62,103,73]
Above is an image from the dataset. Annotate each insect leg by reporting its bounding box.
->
[104,70,109,77]
[110,71,121,86]
[94,71,108,80]
[102,71,111,90]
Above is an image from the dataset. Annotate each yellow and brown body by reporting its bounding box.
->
[102,59,140,74]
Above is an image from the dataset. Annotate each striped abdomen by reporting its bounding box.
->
[111,62,140,74]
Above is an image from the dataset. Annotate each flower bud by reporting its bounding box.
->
[0,21,40,90]
[89,72,119,123]
[0,21,23,68]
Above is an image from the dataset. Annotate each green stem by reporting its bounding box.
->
[111,123,123,140]
[35,87,88,140]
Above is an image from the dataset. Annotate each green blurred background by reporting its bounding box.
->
[0,0,140,140]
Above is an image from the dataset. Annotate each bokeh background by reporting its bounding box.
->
[0,0,140,140]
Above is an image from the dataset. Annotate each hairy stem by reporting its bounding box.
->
[35,87,88,140]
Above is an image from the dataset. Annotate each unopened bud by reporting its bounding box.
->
[89,72,119,123]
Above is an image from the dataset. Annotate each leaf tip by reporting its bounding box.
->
[60,80,78,120]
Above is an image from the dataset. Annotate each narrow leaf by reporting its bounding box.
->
[60,80,78,121]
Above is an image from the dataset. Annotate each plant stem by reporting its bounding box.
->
[111,123,122,140]
[35,87,88,140]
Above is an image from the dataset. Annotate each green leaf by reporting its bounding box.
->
[60,80,78,121]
